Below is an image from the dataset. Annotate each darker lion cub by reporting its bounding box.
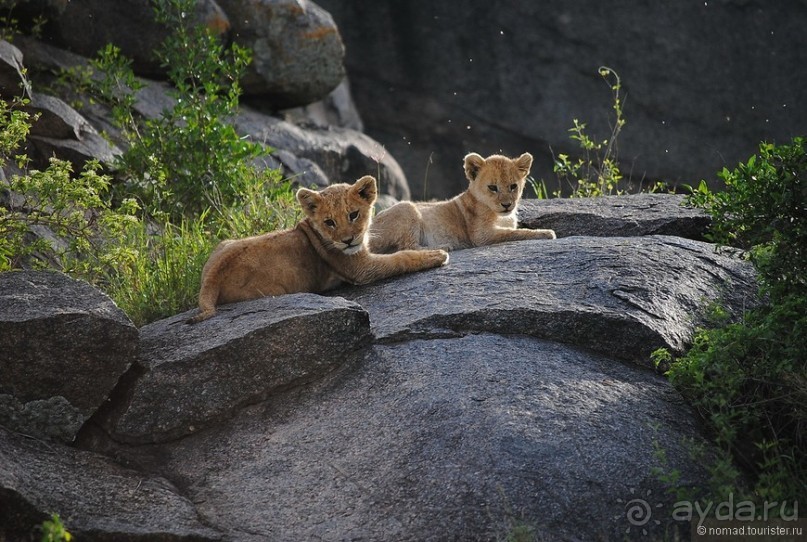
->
[369,152,556,253]
[188,175,448,323]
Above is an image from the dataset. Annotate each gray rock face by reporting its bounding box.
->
[0,271,137,443]
[40,0,344,107]
[0,426,220,541]
[219,0,346,106]
[153,334,708,541]
[317,0,807,199]
[518,193,711,239]
[235,107,410,199]
[0,40,29,98]
[46,0,230,77]
[12,35,408,200]
[103,294,372,443]
[0,200,761,540]
[339,235,757,364]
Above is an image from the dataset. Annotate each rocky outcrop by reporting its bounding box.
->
[37,0,230,77]
[0,426,220,541]
[518,193,711,239]
[0,199,759,540]
[102,294,371,444]
[218,0,346,106]
[0,271,137,443]
[27,0,344,106]
[317,0,807,199]
[340,235,756,364]
[6,35,407,198]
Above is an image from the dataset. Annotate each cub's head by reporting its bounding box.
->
[464,152,533,216]
[296,175,377,255]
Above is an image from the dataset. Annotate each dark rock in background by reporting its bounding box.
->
[0,271,137,443]
[218,0,346,106]
[317,0,807,199]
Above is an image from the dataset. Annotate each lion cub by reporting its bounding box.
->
[188,175,448,323]
[369,152,556,253]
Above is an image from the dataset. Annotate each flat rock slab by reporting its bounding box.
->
[151,334,706,541]
[0,426,220,541]
[339,235,757,365]
[518,193,710,239]
[103,294,371,444]
[0,271,137,443]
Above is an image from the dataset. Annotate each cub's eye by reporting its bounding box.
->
[488,185,498,193]
[348,210,359,221]
[324,219,336,228]
[510,183,518,192]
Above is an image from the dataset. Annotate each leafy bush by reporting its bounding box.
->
[67,0,272,220]
[688,137,806,299]
[2,0,299,325]
[665,137,807,507]
[0,98,139,274]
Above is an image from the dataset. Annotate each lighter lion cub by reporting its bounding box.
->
[188,175,448,323]
[369,152,556,253]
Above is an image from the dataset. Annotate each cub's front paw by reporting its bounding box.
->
[426,249,450,267]
[533,228,556,240]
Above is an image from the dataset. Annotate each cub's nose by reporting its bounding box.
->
[501,202,512,210]
[342,236,355,246]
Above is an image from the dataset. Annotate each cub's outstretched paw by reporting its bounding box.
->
[425,249,450,267]
[534,228,556,240]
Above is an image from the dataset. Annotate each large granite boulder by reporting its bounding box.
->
[100,294,372,443]
[42,0,230,77]
[151,334,709,541]
[0,271,137,443]
[518,193,711,239]
[32,0,344,107]
[0,198,762,540]
[0,426,220,541]
[218,0,346,105]
[339,235,757,364]
[317,0,807,199]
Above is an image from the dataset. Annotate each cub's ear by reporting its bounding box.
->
[514,152,534,177]
[464,153,486,182]
[351,175,378,204]
[296,187,321,216]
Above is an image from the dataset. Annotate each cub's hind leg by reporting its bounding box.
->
[369,202,424,253]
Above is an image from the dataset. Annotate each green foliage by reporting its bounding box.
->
[0,99,139,274]
[72,0,270,220]
[688,137,806,299]
[39,513,72,542]
[551,67,626,198]
[1,0,299,325]
[0,0,46,42]
[665,138,807,508]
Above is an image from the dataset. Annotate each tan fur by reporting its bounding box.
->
[188,176,449,323]
[369,152,556,253]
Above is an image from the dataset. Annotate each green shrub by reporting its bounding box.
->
[665,137,807,507]
[69,0,273,220]
[39,513,72,542]
[2,0,300,325]
[688,137,806,299]
[0,98,139,274]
